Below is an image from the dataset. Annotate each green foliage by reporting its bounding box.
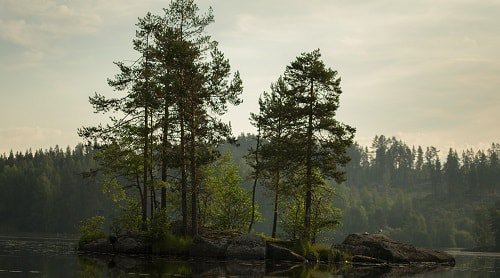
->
[101,176,127,203]
[279,168,341,241]
[473,206,495,247]
[290,241,348,263]
[199,153,262,231]
[252,49,355,242]
[151,232,193,256]
[78,0,243,236]
[110,201,142,235]
[308,243,351,263]
[147,209,172,242]
[489,201,500,250]
[78,216,106,245]
[147,209,192,255]
[454,230,475,248]
[0,145,110,233]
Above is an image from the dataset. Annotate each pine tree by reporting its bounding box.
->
[78,13,159,227]
[252,77,296,237]
[79,1,242,235]
[444,148,460,195]
[158,0,243,235]
[283,49,355,241]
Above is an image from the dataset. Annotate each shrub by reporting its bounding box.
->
[299,242,351,263]
[79,216,106,246]
[110,201,142,235]
[147,209,172,242]
[147,209,192,255]
[152,232,193,255]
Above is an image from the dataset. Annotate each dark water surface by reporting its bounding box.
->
[0,236,498,277]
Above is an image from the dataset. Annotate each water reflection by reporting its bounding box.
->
[77,253,454,277]
[1,236,499,277]
[79,254,268,277]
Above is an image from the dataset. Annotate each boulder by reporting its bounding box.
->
[113,236,150,254]
[79,238,113,253]
[339,233,455,265]
[266,243,306,263]
[190,234,231,258]
[226,234,266,260]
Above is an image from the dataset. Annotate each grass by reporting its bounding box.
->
[151,232,193,256]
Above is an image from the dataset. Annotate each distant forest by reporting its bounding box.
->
[1,135,498,248]
[0,145,109,233]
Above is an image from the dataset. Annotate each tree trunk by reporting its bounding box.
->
[178,12,188,236]
[161,105,169,210]
[304,79,314,241]
[180,111,188,236]
[248,127,261,233]
[190,103,198,236]
[150,114,155,213]
[271,170,280,238]
[141,33,150,230]
[142,95,149,228]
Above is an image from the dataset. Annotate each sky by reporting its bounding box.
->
[1,0,499,156]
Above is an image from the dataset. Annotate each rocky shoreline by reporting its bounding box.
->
[79,232,455,267]
[336,233,455,266]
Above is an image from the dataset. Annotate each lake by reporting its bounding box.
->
[0,235,498,277]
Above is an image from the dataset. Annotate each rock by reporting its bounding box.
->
[190,234,231,258]
[266,243,306,263]
[113,236,150,254]
[226,234,266,260]
[339,233,455,265]
[351,255,387,264]
[79,238,113,253]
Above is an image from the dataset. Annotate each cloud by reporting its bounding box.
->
[0,0,160,66]
[0,1,102,47]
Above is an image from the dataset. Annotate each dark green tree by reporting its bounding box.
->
[251,77,296,238]
[79,1,242,236]
[283,49,355,241]
[79,13,159,227]
[444,148,460,195]
[490,201,500,250]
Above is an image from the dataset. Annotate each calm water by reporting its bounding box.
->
[0,236,498,277]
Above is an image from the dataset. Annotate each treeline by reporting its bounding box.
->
[3,0,497,248]
[336,136,500,248]
[0,145,110,233]
[1,136,499,248]
[226,134,500,248]
[346,135,500,195]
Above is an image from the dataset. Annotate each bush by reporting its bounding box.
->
[152,232,193,255]
[79,216,106,246]
[147,209,172,242]
[311,243,334,262]
[147,210,192,255]
[200,154,261,231]
[298,242,351,263]
[331,248,351,263]
[110,201,142,236]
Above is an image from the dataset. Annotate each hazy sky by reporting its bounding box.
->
[1,0,499,155]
